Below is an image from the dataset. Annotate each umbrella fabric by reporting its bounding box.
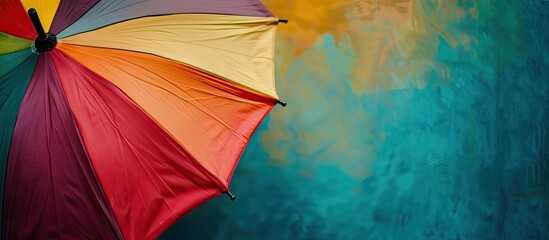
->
[0,0,282,239]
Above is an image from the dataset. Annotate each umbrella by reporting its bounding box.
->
[0,0,287,239]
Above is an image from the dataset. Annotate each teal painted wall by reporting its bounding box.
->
[161,1,548,239]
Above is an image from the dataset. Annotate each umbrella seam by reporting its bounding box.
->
[58,43,278,99]
[60,14,277,39]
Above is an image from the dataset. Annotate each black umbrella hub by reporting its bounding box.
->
[28,8,57,52]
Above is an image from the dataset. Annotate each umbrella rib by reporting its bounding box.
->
[91,63,227,196]
[107,55,267,186]
[61,48,229,192]
[60,43,274,98]
[58,45,268,190]
[111,54,250,142]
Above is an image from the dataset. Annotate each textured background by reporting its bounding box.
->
[160,0,549,239]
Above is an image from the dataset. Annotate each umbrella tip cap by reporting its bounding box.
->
[278,18,289,24]
[225,191,236,201]
[277,100,287,107]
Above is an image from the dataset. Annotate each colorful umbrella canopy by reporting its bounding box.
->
[0,0,285,239]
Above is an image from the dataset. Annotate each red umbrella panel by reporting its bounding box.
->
[0,0,286,239]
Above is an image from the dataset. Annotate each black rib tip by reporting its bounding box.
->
[278,18,289,23]
[277,100,287,107]
[225,191,236,201]
[28,8,37,15]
